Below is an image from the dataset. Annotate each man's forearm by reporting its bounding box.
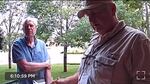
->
[56,72,79,84]
[45,68,52,84]
[25,62,50,72]
[65,73,78,84]
[18,60,50,73]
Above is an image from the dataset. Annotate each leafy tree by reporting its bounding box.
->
[116,1,143,28]
[0,1,4,11]
[0,1,5,50]
[27,1,56,42]
[115,1,150,37]
[54,1,83,72]
[0,27,4,50]
[60,17,92,48]
[0,1,26,68]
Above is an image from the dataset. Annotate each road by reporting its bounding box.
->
[0,46,83,65]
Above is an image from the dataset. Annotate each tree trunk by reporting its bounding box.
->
[0,37,4,50]
[8,43,12,69]
[63,19,69,72]
[63,43,67,72]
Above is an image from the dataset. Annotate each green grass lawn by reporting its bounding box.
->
[0,64,79,83]
[0,65,17,83]
[51,64,79,79]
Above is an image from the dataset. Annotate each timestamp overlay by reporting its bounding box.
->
[5,72,38,80]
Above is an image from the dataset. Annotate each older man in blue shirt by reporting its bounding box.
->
[12,17,52,84]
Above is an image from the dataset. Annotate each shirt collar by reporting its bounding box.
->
[98,21,126,44]
[24,36,37,48]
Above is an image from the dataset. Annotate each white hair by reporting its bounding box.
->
[23,17,38,27]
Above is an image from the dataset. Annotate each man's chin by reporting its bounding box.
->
[25,35,35,37]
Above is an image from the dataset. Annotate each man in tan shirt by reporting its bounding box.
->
[52,0,150,84]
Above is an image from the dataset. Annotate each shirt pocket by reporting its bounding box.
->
[79,56,95,84]
[92,56,117,84]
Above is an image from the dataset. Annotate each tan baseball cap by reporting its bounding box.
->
[77,0,113,18]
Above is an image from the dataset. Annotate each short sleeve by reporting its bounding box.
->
[43,41,50,63]
[12,42,25,63]
[131,34,150,83]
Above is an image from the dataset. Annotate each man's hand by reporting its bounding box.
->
[51,80,57,84]
[51,79,64,84]
[46,63,51,70]
[50,72,79,84]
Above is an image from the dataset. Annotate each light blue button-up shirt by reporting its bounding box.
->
[12,37,49,84]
